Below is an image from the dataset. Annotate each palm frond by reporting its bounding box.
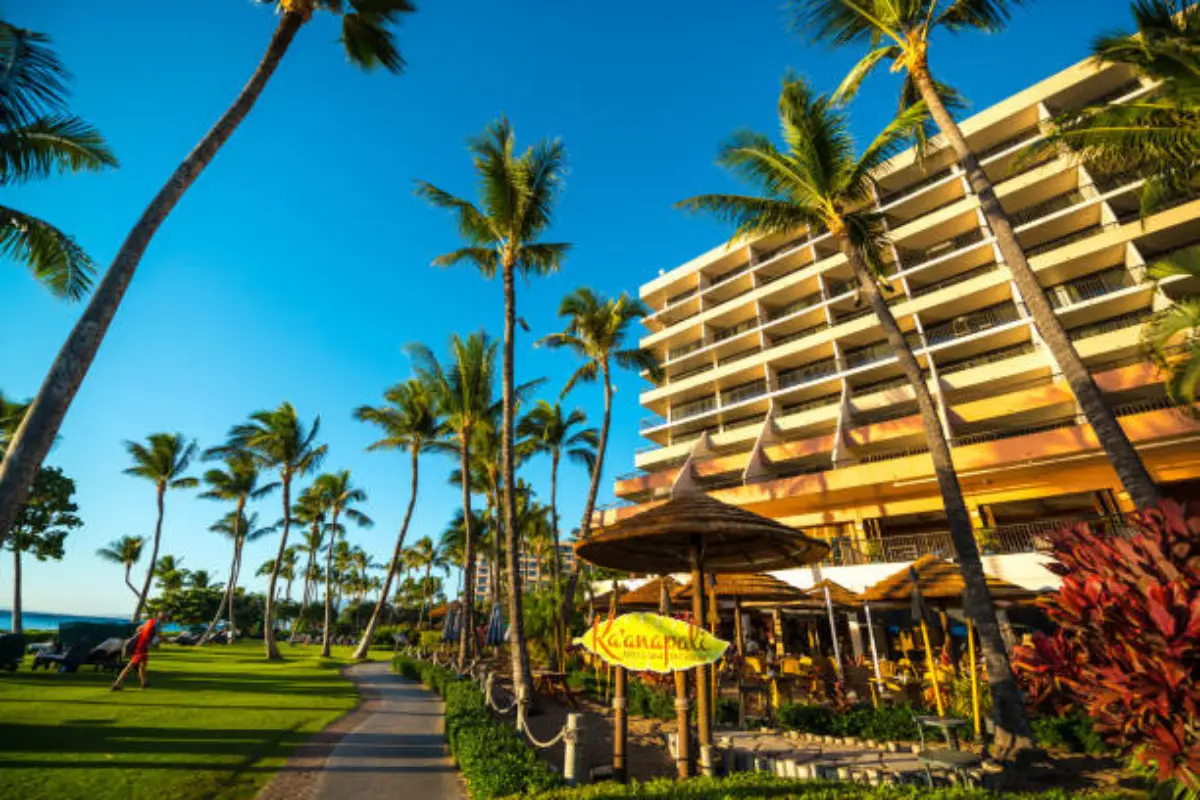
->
[1147,245,1200,281]
[0,115,117,184]
[414,181,496,244]
[519,241,570,277]
[0,22,69,128]
[339,0,416,73]
[937,0,1028,34]
[0,202,94,299]
[833,45,897,103]
[430,245,500,276]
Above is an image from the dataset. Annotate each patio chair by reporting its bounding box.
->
[0,633,24,671]
[915,714,981,787]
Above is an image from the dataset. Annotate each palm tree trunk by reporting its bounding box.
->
[290,528,318,644]
[841,236,1034,758]
[501,261,533,703]
[123,564,139,601]
[910,62,1160,509]
[228,541,243,645]
[11,546,21,635]
[134,486,166,620]
[264,475,291,659]
[321,510,341,658]
[204,500,244,644]
[549,450,561,584]
[353,447,420,659]
[0,12,309,548]
[458,433,475,666]
[560,363,613,632]
[418,565,431,628]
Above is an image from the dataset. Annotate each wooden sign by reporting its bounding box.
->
[573,612,729,672]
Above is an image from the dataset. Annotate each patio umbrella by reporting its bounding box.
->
[674,573,805,657]
[576,490,829,780]
[908,566,946,717]
[441,606,458,644]
[484,604,505,647]
[617,576,680,610]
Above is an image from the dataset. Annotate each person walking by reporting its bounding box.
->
[111,611,165,691]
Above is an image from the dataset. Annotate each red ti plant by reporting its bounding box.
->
[1013,501,1200,791]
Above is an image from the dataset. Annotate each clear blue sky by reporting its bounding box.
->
[2,1,1133,617]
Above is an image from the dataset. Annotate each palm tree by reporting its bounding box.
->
[124,433,198,619]
[0,21,118,300]
[0,393,29,458]
[95,535,144,603]
[0,2,414,547]
[1144,246,1200,405]
[677,75,1033,757]
[290,495,328,638]
[417,119,570,700]
[408,536,447,628]
[313,470,373,657]
[153,554,186,595]
[280,546,300,601]
[351,378,444,659]
[538,287,662,630]
[517,400,597,584]
[199,452,279,641]
[206,511,275,643]
[793,0,1161,510]
[221,402,326,659]
[408,333,497,666]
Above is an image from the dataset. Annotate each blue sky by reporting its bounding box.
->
[2,0,1134,616]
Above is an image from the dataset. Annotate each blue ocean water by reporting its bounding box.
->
[1,610,136,632]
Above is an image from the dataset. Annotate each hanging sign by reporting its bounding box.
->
[573,612,729,673]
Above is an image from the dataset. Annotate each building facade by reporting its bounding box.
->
[473,543,577,604]
[605,56,1200,589]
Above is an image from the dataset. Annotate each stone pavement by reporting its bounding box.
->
[312,661,464,800]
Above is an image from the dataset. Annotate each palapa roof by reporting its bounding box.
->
[807,579,861,607]
[575,492,829,574]
[673,572,806,602]
[617,576,680,610]
[860,554,1038,604]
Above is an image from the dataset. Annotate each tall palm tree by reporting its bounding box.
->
[124,433,197,620]
[0,20,117,300]
[408,333,497,666]
[0,2,414,547]
[199,452,279,641]
[351,379,444,659]
[417,119,570,700]
[279,545,300,601]
[290,495,328,638]
[206,511,275,643]
[95,535,144,603]
[793,0,1161,510]
[408,535,447,628]
[437,508,477,624]
[1144,247,1200,405]
[539,287,662,630]
[313,470,373,657]
[221,402,326,659]
[517,400,597,584]
[677,75,1033,756]
[152,554,186,594]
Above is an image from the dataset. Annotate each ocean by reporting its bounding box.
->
[1,610,137,632]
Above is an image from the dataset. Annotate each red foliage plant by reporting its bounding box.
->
[1013,501,1200,791]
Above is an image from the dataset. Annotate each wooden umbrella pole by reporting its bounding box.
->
[690,539,713,777]
[612,583,627,782]
[661,573,689,779]
[967,617,981,740]
[864,602,884,710]
[733,596,744,657]
[919,619,945,718]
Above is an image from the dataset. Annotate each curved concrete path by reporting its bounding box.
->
[313,661,463,800]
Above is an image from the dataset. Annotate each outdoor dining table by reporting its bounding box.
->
[917,715,970,749]
[532,670,578,708]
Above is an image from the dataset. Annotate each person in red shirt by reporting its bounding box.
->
[111,611,165,691]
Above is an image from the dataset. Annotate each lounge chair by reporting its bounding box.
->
[31,622,136,673]
[0,633,24,671]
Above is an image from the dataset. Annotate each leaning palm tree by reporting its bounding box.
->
[313,470,373,658]
[794,0,1161,510]
[407,333,497,666]
[290,493,328,639]
[0,1,414,551]
[0,21,118,300]
[95,535,145,603]
[220,402,326,659]
[199,452,279,641]
[124,433,198,619]
[538,287,662,630]
[409,535,448,628]
[1144,246,1200,406]
[205,511,276,643]
[351,379,444,659]
[677,75,1033,758]
[417,119,570,701]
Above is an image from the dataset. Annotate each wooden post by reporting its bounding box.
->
[919,619,945,718]
[613,665,628,782]
[690,539,713,777]
[967,618,981,740]
[733,596,745,657]
[674,670,690,778]
[564,712,582,785]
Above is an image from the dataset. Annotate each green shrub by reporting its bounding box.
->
[1032,712,1108,755]
[517,772,1133,799]
[776,703,932,742]
[418,630,444,649]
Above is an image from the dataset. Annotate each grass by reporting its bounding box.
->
[0,640,363,800]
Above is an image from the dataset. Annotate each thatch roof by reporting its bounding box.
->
[807,579,861,607]
[860,554,1037,604]
[618,576,680,610]
[673,572,806,602]
[575,492,828,574]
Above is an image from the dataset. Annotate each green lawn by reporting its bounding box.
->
[0,641,364,800]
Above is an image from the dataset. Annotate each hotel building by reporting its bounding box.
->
[603,56,1200,590]
[474,544,577,604]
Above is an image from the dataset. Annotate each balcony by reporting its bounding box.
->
[976,125,1043,163]
[1010,189,1088,228]
[877,532,957,562]
[668,339,705,361]
[753,234,810,267]
[718,346,761,367]
[1026,221,1107,258]
[843,341,895,370]
[950,415,1079,448]
[878,166,956,207]
[854,373,914,396]
[936,341,1037,376]
[778,359,838,390]
[713,317,758,343]
[672,396,718,422]
[909,261,1001,299]
[781,392,841,417]
[899,228,987,270]
[1047,267,1136,310]
[723,379,768,406]
[770,321,830,348]
[709,261,751,287]
[858,443,930,465]
[1067,308,1152,342]
[767,293,823,321]
[924,302,1022,347]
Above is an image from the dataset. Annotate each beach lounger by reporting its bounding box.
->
[0,633,24,671]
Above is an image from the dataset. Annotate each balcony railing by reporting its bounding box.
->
[640,415,666,431]
[665,286,698,307]
[767,293,823,321]
[1067,308,1152,341]
[1025,222,1107,257]
[723,380,768,406]
[950,415,1079,448]
[672,396,718,422]
[854,373,914,396]
[669,363,712,382]
[937,341,1037,376]
[843,341,895,369]
[976,125,1043,163]
[900,227,987,269]
[771,321,830,348]
[781,392,841,417]
[778,359,838,390]
[709,261,751,288]
[909,261,1001,299]
[924,302,1021,346]
[877,167,956,207]
[668,339,705,361]
[713,318,757,343]
[858,443,930,465]
[753,234,810,266]
[1010,189,1087,228]
[879,532,957,562]
[718,346,761,367]
[1047,267,1136,309]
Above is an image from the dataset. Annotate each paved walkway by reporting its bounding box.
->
[312,662,463,800]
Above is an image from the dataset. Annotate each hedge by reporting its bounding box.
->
[518,773,1133,800]
[776,703,937,742]
[392,654,563,799]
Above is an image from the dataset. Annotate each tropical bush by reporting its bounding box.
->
[418,630,444,649]
[1031,712,1108,756]
[1013,501,1200,793]
[392,655,562,799]
[776,703,937,743]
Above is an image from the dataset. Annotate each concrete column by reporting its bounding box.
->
[846,612,865,661]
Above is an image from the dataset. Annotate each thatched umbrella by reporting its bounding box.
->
[674,573,805,657]
[576,491,828,780]
[618,576,681,611]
